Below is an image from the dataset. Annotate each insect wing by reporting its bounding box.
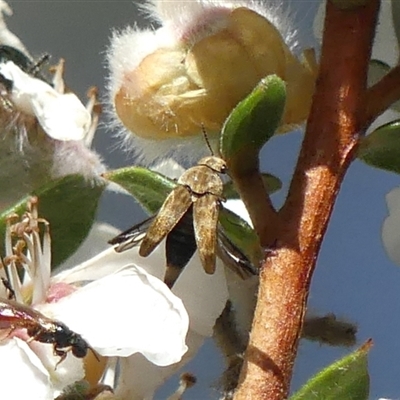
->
[193,194,219,274]
[164,208,197,288]
[0,298,45,330]
[108,215,154,252]
[217,228,258,279]
[140,185,192,257]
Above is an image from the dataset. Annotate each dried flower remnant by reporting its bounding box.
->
[302,313,358,347]
[107,0,317,162]
[0,3,104,207]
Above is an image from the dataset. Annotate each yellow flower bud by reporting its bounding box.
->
[113,6,317,141]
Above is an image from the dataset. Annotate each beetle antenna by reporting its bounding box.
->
[30,53,50,76]
[200,123,214,156]
[90,346,101,362]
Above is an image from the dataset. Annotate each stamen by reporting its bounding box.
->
[84,86,101,147]
[167,372,197,399]
[50,58,65,94]
[2,197,51,304]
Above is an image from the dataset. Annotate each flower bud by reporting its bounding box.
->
[108,0,317,154]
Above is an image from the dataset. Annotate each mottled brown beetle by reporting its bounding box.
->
[141,155,226,274]
[109,155,257,287]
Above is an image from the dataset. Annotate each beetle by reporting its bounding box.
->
[0,297,96,365]
[109,202,258,288]
[109,127,258,288]
[140,155,227,274]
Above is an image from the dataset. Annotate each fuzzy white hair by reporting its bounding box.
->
[106,0,298,168]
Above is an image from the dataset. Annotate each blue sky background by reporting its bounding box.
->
[6,1,400,398]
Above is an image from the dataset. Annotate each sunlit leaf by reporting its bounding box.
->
[0,175,104,267]
[103,167,175,214]
[219,207,262,265]
[220,75,286,173]
[358,120,400,174]
[290,340,372,400]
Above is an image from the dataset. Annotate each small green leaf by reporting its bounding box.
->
[220,75,286,172]
[290,340,372,400]
[223,172,282,199]
[104,166,262,263]
[0,175,104,268]
[103,167,176,214]
[219,207,262,266]
[358,120,400,174]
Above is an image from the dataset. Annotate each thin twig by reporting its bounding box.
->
[363,64,400,127]
[228,166,278,247]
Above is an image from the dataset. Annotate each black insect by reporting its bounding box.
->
[0,45,50,90]
[0,297,96,365]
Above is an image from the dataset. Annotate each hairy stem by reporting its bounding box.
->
[228,166,278,247]
[234,1,380,399]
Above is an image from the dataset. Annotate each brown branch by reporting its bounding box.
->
[234,1,380,399]
[363,64,400,127]
[228,166,278,247]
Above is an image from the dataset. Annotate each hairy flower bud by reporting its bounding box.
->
[107,0,317,162]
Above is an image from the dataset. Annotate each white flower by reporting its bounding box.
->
[0,61,92,142]
[0,200,189,399]
[55,223,230,399]
[107,0,317,164]
[382,188,400,265]
[0,3,105,208]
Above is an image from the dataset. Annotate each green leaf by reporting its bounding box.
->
[220,75,286,173]
[219,207,262,265]
[104,166,262,263]
[358,120,400,174]
[104,166,176,214]
[0,175,104,268]
[290,340,372,400]
[223,172,282,199]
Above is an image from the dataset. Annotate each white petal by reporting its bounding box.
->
[382,188,400,265]
[172,257,229,337]
[31,92,91,141]
[0,339,54,400]
[52,246,140,284]
[0,61,89,141]
[42,265,189,366]
[385,187,400,213]
[114,330,204,400]
[53,232,229,338]
[0,1,31,57]
[28,341,85,393]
